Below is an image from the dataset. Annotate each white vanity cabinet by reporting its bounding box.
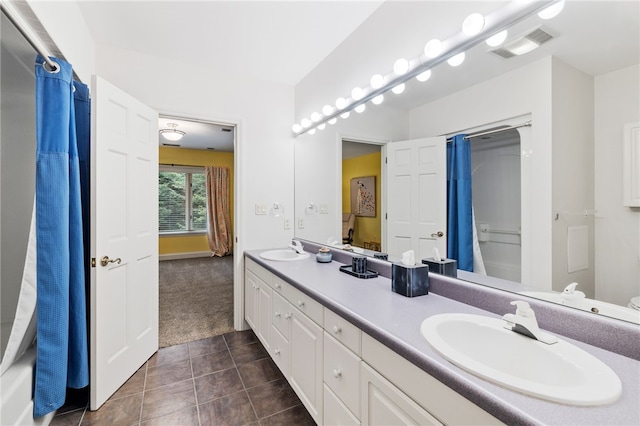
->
[244,257,503,426]
[244,259,272,352]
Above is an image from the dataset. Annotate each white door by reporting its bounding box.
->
[386,137,446,261]
[90,76,159,410]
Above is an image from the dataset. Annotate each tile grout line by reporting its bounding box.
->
[224,334,262,423]
[188,342,203,426]
[137,361,149,425]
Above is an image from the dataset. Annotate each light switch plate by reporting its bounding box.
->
[319,204,329,214]
[255,203,267,215]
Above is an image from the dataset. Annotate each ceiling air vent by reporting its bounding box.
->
[489,26,557,59]
[162,142,181,147]
[220,127,233,133]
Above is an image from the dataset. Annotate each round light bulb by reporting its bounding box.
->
[301,118,311,128]
[328,118,337,125]
[370,74,385,89]
[486,30,507,47]
[393,58,409,75]
[335,97,347,109]
[447,52,465,67]
[322,104,334,116]
[355,104,366,113]
[318,123,326,130]
[462,13,485,36]
[416,69,432,82]
[372,94,384,105]
[340,111,350,119]
[538,0,565,19]
[292,123,302,133]
[308,128,316,135]
[391,83,405,95]
[310,112,321,122]
[351,87,364,101]
[424,39,443,58]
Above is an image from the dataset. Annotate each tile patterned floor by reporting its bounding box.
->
[50,330,315,426]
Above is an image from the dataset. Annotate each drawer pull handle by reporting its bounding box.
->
[332,325,342,334]
[274,348,280,355]
[275,283,282,290]
[332,369,342,378]
[297,300,305,307]
[274,312,281,318]
[285,313,292,320]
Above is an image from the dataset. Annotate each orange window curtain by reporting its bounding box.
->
[205,166,232,256]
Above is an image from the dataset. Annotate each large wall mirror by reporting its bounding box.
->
[293,1,640,325]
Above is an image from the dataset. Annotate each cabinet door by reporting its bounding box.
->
[361,363,442,426]
[256,282,272,351]
[244,270,259,330]
[290,307,323,425]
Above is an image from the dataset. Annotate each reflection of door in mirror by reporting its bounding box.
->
[342,140,382,249]
[470,129,521,282]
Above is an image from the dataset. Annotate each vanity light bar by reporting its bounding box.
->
[293,0,562,137]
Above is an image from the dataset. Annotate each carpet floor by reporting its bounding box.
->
[159,255,234,348]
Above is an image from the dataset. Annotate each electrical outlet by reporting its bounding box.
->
[284,218,291,229]
[298,218,304,229]
[255,203,267,215]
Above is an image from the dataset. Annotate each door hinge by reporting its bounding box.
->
[385,157,388,164]
[385,213,388,220]
[91,258,96,268]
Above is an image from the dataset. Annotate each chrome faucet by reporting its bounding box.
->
[288,239,305,254]
[502,301,558,345]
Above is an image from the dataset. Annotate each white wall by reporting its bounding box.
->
[408,58,553,290]
[594,64,640,306]
[551,58,595,296]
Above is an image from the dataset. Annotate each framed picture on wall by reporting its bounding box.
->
[350,176,375,217]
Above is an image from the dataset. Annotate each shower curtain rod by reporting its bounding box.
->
[1,2,59,72]
[446,121,532,142]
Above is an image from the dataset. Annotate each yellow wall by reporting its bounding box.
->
[159,147,234,255]
[342,151,381,247]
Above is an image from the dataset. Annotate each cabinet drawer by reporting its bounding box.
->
[324,333,360,418]
[272,275,287,295]
[246,258,272,286]
[324,384,360,426]
[270,325,289,377]
[283,282,323,325]
[272,291,291,337]
[324,308,361,356]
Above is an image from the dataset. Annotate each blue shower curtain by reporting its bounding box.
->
[34,55,89,417]
[447,134,474,271]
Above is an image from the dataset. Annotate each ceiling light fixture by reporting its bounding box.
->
[293,0,563,136]
[159,123,185,142]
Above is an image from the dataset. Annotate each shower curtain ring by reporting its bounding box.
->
[41,61,60,74]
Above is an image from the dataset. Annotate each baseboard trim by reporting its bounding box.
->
[160,251,211,261]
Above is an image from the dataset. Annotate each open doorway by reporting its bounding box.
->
[341,139,383,251]
[157,115,236,347]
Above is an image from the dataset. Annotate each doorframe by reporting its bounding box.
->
[444,114,532,286]
[338,134,388,251]
[155,109,246,331]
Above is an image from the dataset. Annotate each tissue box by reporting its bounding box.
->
[391,263,430,297]
[421,257,457,277]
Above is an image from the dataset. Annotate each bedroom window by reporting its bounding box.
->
[159,166,207,234]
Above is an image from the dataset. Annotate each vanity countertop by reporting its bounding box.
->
[245,250,640,426]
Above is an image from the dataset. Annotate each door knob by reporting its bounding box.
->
[431,231,444,238]
[100,256,121,267]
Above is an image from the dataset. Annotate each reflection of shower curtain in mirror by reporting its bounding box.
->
[447,134,474,271]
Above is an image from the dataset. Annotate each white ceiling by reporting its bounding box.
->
[72,1,639,150]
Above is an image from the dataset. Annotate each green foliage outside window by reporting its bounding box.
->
[159,170,206,232]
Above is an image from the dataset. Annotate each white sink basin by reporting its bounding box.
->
[420,313,622,406]
[259,249,310,261]
[519,291,640,324]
